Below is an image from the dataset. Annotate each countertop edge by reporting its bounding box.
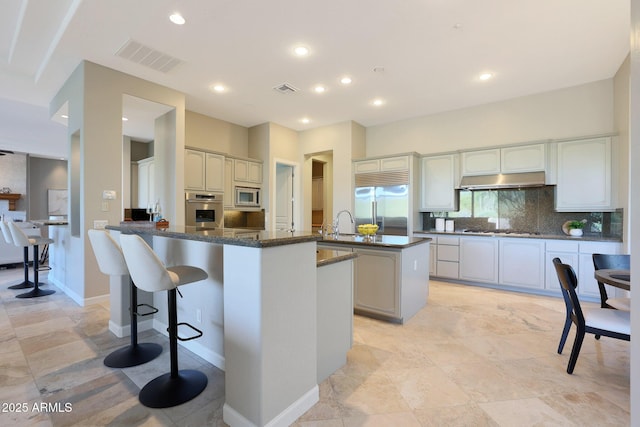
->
[316,250,358,268]
[413,230,622,243]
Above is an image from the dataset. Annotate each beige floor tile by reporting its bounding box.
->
[414,404,499,427]
[388,366,472,410]
[341,411,422,427]
[13,316,76,340]
[540,392,629,427]
[479,397,573,426]
[26,339,98,378]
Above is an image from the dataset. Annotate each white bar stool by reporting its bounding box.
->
[8,221,54,298]
[1,221,34,289]
[88,230,163,368]
[120,233,208,408]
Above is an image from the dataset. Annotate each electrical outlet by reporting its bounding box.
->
[196,309,202,323]
[93,220,108,229]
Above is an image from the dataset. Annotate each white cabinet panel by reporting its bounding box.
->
[459,237,499,283]
[137,157,154,209]
[248,161,262,183]
[420,154,459,211]
[354,159,380,174]
[437,244,459,262]
[353,248,400,318]
[577,241,620,298]
[501,144,546,173]
[555,137,614,211]
[545,251,579,292]
[461,149,500,176]
[224,158,234,208]
[380,156,409,171]
[234,159,262,184]
[205,153,224,192]
[499,239,545,289]
[185,149,205,190]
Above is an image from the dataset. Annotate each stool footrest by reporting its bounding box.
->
[134,303,159,317]
[175,322,203,341]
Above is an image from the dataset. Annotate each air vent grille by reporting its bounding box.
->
[115,39,183,73]
[273,82,298,94]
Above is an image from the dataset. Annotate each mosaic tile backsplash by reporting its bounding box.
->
[423,186,622,238]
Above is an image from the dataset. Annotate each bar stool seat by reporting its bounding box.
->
[7,222,54,298]
[120,233,208,408]
[88,229,162,368]
[1,221,34,289]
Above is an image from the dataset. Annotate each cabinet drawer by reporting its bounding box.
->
[437,261,459,278]
[437,236,460,245]
[546,241,579,253]
[437,245,459,262]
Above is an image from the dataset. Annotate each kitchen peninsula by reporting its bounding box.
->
[106,225,326,427]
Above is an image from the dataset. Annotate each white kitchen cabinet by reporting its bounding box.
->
[459,237,499,283]
[234,159,262,184]
[137,157,155,209]
[354,248,400,318]
[435,236,459,279]
[205,153,224,192]
[555,137,616,211]
[185,149,205,190]
[460,149,500,176]
[577,241,621,299]
[501,144,546,173]
[544,241,580,293]
[224,158,234,208]
[354,155,410,174]
[499,239,545,289]
[420,154,459,211]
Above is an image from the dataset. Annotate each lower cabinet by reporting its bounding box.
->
[459,237,499,283]
[353,248,400,319]
[499,239,545,289]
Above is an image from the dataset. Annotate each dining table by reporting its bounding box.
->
[594,269,630,291]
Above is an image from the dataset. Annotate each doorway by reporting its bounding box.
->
[275,163,294,231]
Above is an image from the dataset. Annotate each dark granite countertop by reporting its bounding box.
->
[106,224,322,248]
[319,234,431,249]
[316,249,358,267]
[413,229,623,243]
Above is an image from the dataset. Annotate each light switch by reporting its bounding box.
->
[102,190,116,200]
[101,201,109,211]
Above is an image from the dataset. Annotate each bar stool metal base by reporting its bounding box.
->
[16,286,55,298]
[139,370,208,408]
[8,281,35,290]
[104,343,163,368]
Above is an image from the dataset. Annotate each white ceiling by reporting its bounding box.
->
[0,0,630,158]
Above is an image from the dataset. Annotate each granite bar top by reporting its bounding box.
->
[414,229,623,242]
[316,249,358,268]
[320,234,431,249]
[106,224,322,248]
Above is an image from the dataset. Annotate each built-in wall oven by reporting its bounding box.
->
[185,191,223,229]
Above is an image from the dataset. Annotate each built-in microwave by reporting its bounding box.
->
[235,186,261,208]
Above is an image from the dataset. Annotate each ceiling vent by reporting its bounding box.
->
[115,39,183,73]
[273,82,298,94]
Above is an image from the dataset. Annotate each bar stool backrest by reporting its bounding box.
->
[120,234,177,293]
[8,222,31,247]
[0,221,13,244]
[88,230,129,277]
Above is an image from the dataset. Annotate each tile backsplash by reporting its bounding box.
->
[423,186,622,238]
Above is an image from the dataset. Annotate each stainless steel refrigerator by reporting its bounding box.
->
[354,184,409,236]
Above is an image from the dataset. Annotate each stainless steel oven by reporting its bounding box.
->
[185,192,223,229]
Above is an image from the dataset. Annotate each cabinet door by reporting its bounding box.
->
[354,159,380,174]
[380,156,409,171]
[577,241,620,298]
[501,144,546,173]
[185,149,205,190]
[224,158,234,208]
[354,248,400,318]
[461,149,500,176]
[234,159,249,182]
[420,154,459,211]
[555,137,612,211]
[459,237,499,283]
[137,158,154,209]
[499,239,545,289]
[545,252,579,292]
[248,161,262,183]
[205,153,225,192]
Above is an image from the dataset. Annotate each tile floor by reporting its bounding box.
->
[0,265,630,426]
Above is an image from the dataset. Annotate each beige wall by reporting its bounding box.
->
[185,110,248,157]
[614,55,630,251]
[366,79,615,156]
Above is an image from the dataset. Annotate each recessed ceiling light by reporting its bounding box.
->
[210,84,226,93]
[293,45,309,57]
[479,72,494,81]
[300,117,310,124]
[122,117,129,121]
[340,76,352,85]
[372,98,385,107]
[169,13,185,25]
[61,114,68,119]
[314,85,326,93]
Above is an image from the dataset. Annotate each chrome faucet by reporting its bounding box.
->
[332,209,354,238]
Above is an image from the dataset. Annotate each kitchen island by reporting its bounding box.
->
[318,234,431,323]
[106,225,330,427]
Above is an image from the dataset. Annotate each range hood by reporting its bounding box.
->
[459,171,546,190]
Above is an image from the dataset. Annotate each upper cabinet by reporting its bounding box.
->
[184,149,224,192]
[420,154,459,212]
[461,144,545,176]
[234,159,262,185]
[354,155,410,174]
[555,136,617,211]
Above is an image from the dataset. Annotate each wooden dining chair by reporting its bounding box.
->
[592,253,630,311]
[553,257,630,374]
